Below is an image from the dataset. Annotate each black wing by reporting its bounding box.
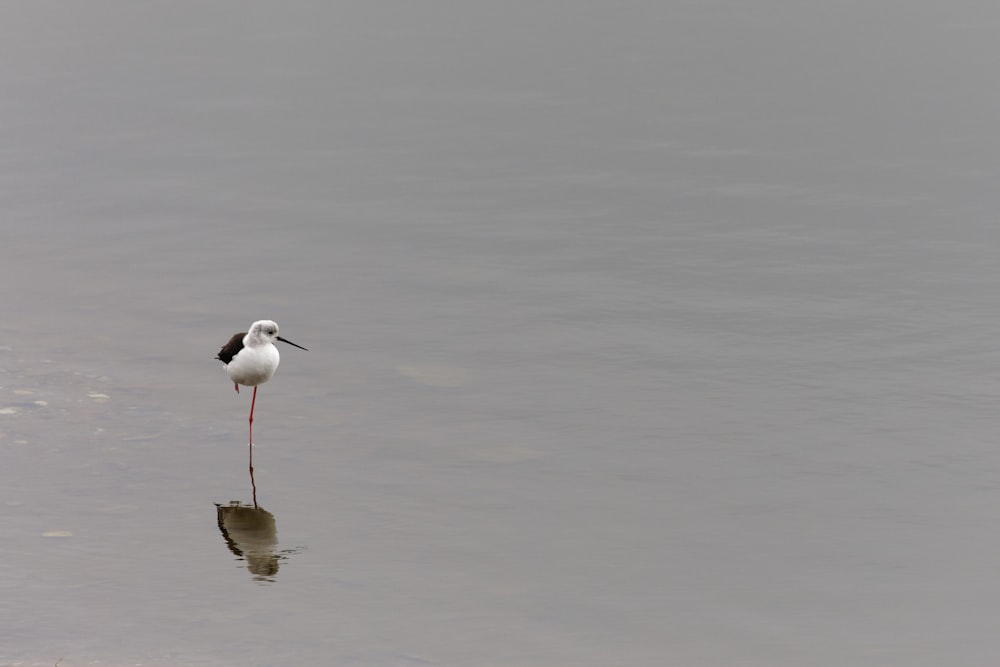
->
[216,332,246,365]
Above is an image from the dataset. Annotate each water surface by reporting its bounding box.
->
[4,3,1000,666]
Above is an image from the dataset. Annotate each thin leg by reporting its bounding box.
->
[249,385,258,474]
[234,383,240,393]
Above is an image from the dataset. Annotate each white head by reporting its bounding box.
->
[245,320,280,347]
[244,320,308,351]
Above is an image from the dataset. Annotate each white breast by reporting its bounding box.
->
[226,344,281,387]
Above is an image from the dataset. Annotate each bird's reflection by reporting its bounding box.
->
[215,501,296,582]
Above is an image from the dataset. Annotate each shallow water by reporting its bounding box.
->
[4,3,1000,666]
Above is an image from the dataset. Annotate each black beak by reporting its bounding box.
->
[276,336,308,351]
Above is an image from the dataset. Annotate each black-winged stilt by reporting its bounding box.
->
[216,320,307,475]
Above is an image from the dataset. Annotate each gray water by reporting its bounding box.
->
[4,3,1000,666]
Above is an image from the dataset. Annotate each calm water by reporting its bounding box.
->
[4,3,1000,666]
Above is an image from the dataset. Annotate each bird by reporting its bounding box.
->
[216,320,307,474]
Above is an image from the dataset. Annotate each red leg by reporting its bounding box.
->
[249,385,258,474]
[234,383,240,393]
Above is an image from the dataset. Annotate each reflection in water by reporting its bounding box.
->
[215,501,295,582]
[250,464,258,508]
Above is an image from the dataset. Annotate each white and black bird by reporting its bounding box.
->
[216,320,307,471]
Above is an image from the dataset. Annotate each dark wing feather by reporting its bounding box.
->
[216,332,246,365]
